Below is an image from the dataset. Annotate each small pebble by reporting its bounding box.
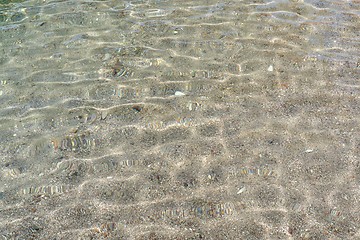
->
[305,149,313,153]
[132,105,142,112]
[36,22,46,27]
[101,111,108,120]
[87,113,97,124]
[267,65,274,72]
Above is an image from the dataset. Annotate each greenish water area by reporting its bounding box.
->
[0,0,25,5]
[0,0,359,239]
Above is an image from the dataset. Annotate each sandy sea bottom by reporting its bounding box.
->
[0,0,359,239]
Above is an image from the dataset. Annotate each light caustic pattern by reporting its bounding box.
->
[158,202,236,220]
[51,133,98,152]
[19,185,68,195]
[0,0,359,239]
[228,166,276,178]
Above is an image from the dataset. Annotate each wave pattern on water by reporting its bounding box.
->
[0,0,359,239]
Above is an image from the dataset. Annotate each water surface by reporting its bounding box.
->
[0,0,359,239]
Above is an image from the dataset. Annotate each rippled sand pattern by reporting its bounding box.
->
[0,0,359,239]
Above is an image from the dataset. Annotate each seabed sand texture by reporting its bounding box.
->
[0,0,359,239]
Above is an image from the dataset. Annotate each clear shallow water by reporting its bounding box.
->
[0,0,359,239]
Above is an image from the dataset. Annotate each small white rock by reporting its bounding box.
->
[175,91,186,96]
[103,53,111,61]
[305,149,313,153]
[267,65,274,72]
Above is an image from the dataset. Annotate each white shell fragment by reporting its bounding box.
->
[187,101,200,111]
[305,149,314,153]
[267,65,274,72]
[175,91,186,96]
[237,186,246,194]
[101,111,108,120]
